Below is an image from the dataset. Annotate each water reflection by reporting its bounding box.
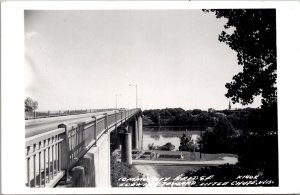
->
[150,134,160,140]
[143,126,202,150]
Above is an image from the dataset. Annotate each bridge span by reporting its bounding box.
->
[26,110,119,137]
[25,108,143,188]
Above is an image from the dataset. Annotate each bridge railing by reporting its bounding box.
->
[25,128,65,187]
[25,108,117,120]
[25,108,141,187]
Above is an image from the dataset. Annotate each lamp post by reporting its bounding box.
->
[115,94,121,109]
[129,84,138,108]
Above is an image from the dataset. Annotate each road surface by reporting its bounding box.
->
[25,110,117,138]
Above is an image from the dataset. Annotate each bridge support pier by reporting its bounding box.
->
[134,118,139,149]
[129,120,139,149]
[116,127,122,150]
[121,133,132,165]
[138,115,143,150]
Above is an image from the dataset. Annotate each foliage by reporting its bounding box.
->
[143,107,277,133]
[201,117,235,153]
[185,113,278,186]
[160,142,175,151]
[148,142,175,151]
[179,134,196,152]
[25,97,38,112]
[206,9,277,107]
[224,107,277,132]
[110,152,145,187]
[184,132,278,186]
[235,131,278,179]
[143,108,218,127]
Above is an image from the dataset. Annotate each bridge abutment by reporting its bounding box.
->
[59,132,111,187]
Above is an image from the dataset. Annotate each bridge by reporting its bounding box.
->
[25,108,143,188]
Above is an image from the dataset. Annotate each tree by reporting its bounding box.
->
[206,9,277,107]
[25,97,38,112]
[148,143,155,150]
[201,117,235,152]
[160,142,175,151]
[179,134,194,151]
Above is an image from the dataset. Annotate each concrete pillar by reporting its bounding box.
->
[119,124,129,150]
[134,118,139,149]
[70,166,85,187]
[117,127,122,150]
[81,154,95,187]
[121,133,132,165]
[128,122,136,149]
[138,115,143,150]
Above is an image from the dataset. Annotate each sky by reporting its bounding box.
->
[24,10,262,111]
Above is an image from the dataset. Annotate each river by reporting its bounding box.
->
[143,126,204,150]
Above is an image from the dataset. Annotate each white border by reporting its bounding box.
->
[1,1,300,194]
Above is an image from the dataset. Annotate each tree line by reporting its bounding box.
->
[143,107,277,133]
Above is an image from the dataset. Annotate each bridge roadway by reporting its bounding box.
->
[25,110,118,138]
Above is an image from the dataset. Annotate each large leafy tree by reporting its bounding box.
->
[25,97,38,112]
[201,117,235,152]
[179,133,195,151]
[206,9,277,107]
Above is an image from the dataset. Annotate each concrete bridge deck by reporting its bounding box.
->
[25,110,117,138]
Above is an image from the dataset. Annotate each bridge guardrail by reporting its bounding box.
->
[25,128,65,187]
[25,108,116,120]
[25,108,141,187]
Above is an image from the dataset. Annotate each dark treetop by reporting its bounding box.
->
[206,9,277,108]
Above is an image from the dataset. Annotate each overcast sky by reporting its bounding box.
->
[25,10,262,111]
